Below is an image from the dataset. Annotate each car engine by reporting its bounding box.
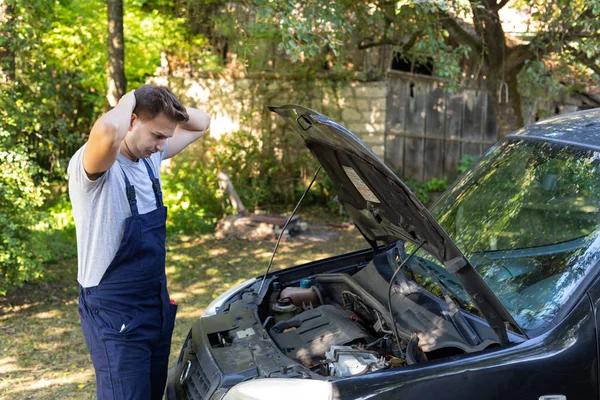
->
[257,250,504,378]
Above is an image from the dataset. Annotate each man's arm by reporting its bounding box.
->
[83,91,136,180]
[164,107,211,160]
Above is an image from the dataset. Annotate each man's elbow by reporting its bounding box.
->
[202,114,211,134]
[90,120,121,145]
[194,113,211,139]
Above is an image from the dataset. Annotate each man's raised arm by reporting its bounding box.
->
[164,107,211,160]
[83,91,136,180]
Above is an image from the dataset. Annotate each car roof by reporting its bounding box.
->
[513,108,600,150]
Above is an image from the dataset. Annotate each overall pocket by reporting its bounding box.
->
[84,293,140,338]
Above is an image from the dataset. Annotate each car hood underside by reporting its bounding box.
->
[268,104,526,343]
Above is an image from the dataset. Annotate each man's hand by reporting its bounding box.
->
[164,107,211,159]
[82,90,136,180]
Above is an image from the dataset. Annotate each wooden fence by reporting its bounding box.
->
[384,72,498,182]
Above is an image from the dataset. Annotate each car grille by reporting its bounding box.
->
[182,331,222,400]
[184,360,211,399]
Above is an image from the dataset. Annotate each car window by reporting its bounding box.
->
[423,139,600,330]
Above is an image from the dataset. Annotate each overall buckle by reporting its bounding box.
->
[126,186,136,202]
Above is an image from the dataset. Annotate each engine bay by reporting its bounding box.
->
[253,249,505,378]
[174,247,528,400]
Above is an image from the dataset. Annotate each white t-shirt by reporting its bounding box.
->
[67,142,168,287]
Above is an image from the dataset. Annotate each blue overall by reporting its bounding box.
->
[78,159,177,399]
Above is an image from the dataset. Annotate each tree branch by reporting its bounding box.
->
[560,80,600,107]
[468,1,486,40]
[494,0,510,11]
[358,33,418,52]
[518,5,595,66]
[566,45,600,76]
[505,44,534,73]
[439,12,483,54]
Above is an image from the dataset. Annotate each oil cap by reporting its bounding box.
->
[277,297,293,306]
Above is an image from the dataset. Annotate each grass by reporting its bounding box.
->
[0,215,365,399]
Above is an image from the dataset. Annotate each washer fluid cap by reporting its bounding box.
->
[299,279,312,288]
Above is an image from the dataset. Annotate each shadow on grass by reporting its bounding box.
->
[0,226,365,399]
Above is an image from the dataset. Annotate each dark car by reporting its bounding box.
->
[167,105,600,400]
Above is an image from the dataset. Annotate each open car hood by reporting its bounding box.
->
[269,104,525,343]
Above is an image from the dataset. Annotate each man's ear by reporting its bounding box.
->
[129,113,138,131]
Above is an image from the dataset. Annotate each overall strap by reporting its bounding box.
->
[142,158,164,208]
[119,166,139,216]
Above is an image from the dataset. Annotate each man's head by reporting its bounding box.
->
[126,85,189,159]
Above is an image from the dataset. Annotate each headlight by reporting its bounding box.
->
[203,278,256,317]
[222,378,334,400]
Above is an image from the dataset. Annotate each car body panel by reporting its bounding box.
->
[518,108,600,148]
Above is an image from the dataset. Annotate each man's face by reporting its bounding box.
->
[128,112,177,159]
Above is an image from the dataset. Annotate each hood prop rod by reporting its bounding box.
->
[257,166,322,295]
[387,240,425,360]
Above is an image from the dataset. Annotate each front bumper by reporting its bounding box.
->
[167,292,318,400]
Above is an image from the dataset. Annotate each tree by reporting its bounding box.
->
[245,0,600,137]
[436,0,600,136]
[107,0,126,106]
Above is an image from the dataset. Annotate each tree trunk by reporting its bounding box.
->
[0,0,15,82]
[487,68,525,138]
[472,5,525,138]
[107,0,126,107]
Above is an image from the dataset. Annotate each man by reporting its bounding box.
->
[68,84,210,399]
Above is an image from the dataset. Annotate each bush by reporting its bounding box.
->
[0,147,48,295]
[457,154,479,175]
[161,129,341,234]
[31,194,77,271]
[162,133,232,235]
[162,155,222,235]
[214,130,278,208]
[405,177,449,206]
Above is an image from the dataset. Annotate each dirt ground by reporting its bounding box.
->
[0,223,365,399]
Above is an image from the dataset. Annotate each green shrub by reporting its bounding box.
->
[457,154,479,175]
[405,177,449,206]
[0,147,48,295]
[214,130,278,208]
[213,130,338,212]
[31,194,77,273]
[162,140,223,235]
[162,129,342,234]
[403,155,480,206]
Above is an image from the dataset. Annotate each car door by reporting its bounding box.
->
[587,274,600,400]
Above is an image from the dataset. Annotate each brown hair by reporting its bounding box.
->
[133,84,189,123]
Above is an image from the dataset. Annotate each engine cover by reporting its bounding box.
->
[269,305,374,368]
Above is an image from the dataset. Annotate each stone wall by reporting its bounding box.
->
[152,74,387,159]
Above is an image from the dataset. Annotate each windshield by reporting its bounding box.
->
[409,138,600,330]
